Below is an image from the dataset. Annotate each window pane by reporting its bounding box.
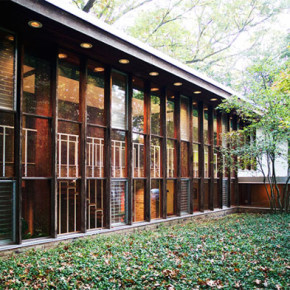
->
[222,115,228,147]
[132,78,144,133]
[151,90,160,135]
[167,139,176,178]
[213,111,217,146]
[192,104,198,142]
[0,30,15,111]
[111,130,126,178]
[181,142,189,177]
[57,122,80,178]
[133,134,145,177]
[58,51,80,121]
[0,181,14,244]
[87,180,104,229]
[87,126,104,178]
[58,180,81,234]
[22,180,51,239]
[166,95,175,138]
[214,148,218,178]
[180,96,190,141]
[214,180,219,209]
[204,180,209,209]
[111,71,127,130]
[193,179,199,212]
[22,117,51,177]
[204,146,209,178]
[133,180,145,222]
[87,61,105,125]
[23,51,51,116]
[0,112,14,177]
[151,137,161,178]
[193,144,199,178]
[167,180,175,216]
[151,179,161,219]
[111,180,127,225]
[204,106,209,144]
[181,180,190,214]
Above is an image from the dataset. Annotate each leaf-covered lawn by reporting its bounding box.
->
[0,213,289,289]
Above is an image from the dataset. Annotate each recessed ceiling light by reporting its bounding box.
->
[94,67,104,72]
[192,102,197,105]
[194,91,201,94]
[58,53,68,59]
[173,82,182,86]
[80,42,93,49]
[149,71,159,76]
[210,98,218,101]
[151,88,159,92]
[28,20,42,28]
[119,59,130,64]
[6,35,14,42]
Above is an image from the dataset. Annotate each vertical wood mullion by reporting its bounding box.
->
[198,101,204,212]
[144,80,151,222]
[51,46,58,238]
[104,66,112,228]
[161,86,167,219]
[189,99,193,214]
[208,106,214,210]
[15,37,23,244]
[176,93,181,216]
[217,112,223,208]
[80,57,87,233]
[127,74,133,225]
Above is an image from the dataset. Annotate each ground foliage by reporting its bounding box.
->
[0,213,289,289]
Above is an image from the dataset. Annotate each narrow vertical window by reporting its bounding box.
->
[166,95,175,138]
[151,137,161,178]
[167,180,175,216]
[111,180,127,225]
[133,134,145,177]
[151,180,161,219]
[180,96,190,141]
[111,130,126,178]
[151,88,161,135]
[167,139,176,178]
[132,78,144,133]
[133,180,145,222]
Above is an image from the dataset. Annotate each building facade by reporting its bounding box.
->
[0,0,242,248]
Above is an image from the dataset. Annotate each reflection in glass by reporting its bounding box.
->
[213,111,217,146]
[112,71,127,130]
[133,134,145,177]
[151,179,161,219]
[23,51,51,116]
[166,96,175,138]
[87,126,104,177]
[0,112,14,177]
[87,61,105,125]
[111,130,126,177]
[133,180,145,222]
[180,96,190,141]
[193,144,199,177]
[167,180,175,216]
[132,78,144,132]
[58,51,80,121]
[57,122,79,178]
[0,30,15,111]
[111,180,127,225]
[192,105,198,142]
[22,117,51,177]
[193,179,199,212]
[151,137,161,177]
[204,106,209,144]
[167,139,176,178]
[204,146,209,178]
[151,91,160,135]
[58,180,81,234]
[87,180,104,229]
[22,180,51,239]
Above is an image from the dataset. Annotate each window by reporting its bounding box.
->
[133,134,145,177]
[180,180,190,214]
[133,180,145,222]
[111,71,127,130]
[167,180,175,216]
[193,144,199,177]
[111,180,127,225]
[151,90,161,135]
[192,103,198,142]
[87,61,105,125]
[181,142,189,177]
[151,137,161,178]
[167,140,176,178]
[111,130,126,178]
[166,95,175,138]
[180,96,190,141]
[0,30,15,111]
[132,78,144,133]
[204,146,209,178]
[151,180,161,219]
[204,106,209,144]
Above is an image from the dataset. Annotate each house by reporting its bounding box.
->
[0,0,279,251]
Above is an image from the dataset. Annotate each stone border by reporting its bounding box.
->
[0,206,271,258]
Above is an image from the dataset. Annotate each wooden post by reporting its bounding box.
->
[198,101,204,212]
[80,57,87,233]
[161,86,167,219]
[176,93,181,216]
[144,80,151,222]
[51,46,58,238]
[127,74,133,225]
[208,106,214,210]
[15,37,23,244]
[104,66,112,228]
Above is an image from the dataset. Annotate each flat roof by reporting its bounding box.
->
[10,0,239,99]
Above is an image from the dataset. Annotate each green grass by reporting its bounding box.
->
[0,213,289,289]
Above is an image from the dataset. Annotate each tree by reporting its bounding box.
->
[218,50,290,212]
